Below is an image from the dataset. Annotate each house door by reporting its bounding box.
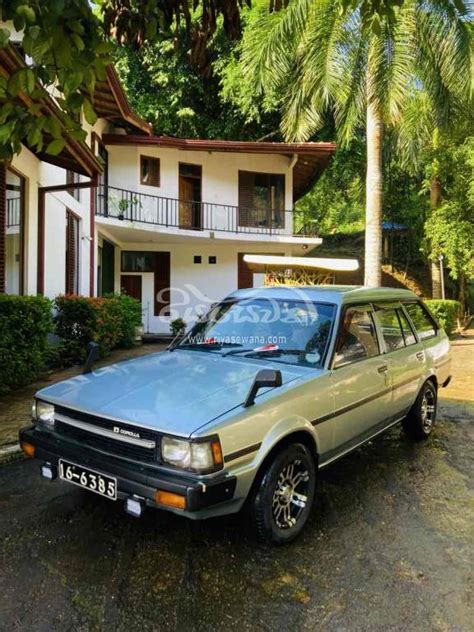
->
[101,239,115,295]
[121,275,142,302]
[179,163,202,229]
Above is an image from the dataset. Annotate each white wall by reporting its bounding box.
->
[106,145,294,235]
[8,116,112,299]
[10,147,39,295]
[112,240,292,334]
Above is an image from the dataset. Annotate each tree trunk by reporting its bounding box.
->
[429,175,442,299]
[364,98,383,287]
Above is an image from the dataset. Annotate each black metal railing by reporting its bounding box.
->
[95,185,318,237]
[6,196,21,228]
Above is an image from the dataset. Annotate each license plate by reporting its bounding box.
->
[58,460,117,500]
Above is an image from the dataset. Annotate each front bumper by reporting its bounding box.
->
[20,426,237,517]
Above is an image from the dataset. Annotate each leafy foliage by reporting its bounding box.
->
[425,299,460,335]
[54,294,142,364]
[424,137,474,281]
[113,3,280,139]
[240,0,472,144]
[170,317,187,337]
[101,0,249,74]
[0,294,52,394]
[0,0,112,161]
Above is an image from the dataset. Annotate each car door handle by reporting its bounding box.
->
[378,364,389,374]
[416,352,425,361]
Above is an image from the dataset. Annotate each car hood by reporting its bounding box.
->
[36,350,307,437]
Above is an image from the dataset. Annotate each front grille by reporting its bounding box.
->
[55,405,158,463]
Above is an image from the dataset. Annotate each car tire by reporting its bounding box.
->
[248,443,316,545]
[402,380,438,441]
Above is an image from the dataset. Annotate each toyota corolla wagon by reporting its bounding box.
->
[20,286,451,543]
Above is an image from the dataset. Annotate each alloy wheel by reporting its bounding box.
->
[420,388,436,433]
[272,459,310,529]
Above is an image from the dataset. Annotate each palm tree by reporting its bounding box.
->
[397,92,445,297]
[241,0,472,286]
[397,90,473,299]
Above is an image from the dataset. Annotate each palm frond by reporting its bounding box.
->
[241,0,312,95]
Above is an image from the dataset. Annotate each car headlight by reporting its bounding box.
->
[32,400,55,429]
[161,436,223,473]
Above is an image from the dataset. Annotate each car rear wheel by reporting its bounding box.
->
[248,443,316,544]
[403,380,438,441]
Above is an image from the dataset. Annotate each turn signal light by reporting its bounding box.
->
[21,442,35,458]
[211,440,223,466]
[154,490,186,510]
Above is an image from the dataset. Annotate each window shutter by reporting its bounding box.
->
[65,210,78,295]
[154,251,170,316]
[238,171,255,228]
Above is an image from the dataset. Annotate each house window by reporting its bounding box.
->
[121,251,156,272]
[65,210,80,295]
[4,168,25,295]
[238,171,285,229]
[66,170,81,201]
[140,156,160,187]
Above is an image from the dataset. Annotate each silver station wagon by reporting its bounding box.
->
[20,286,451,543]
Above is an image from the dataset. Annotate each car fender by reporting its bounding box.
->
[256,414,320,466]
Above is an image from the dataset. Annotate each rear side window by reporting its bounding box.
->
[398,309,417,346]
[375,308,405,352]
[404,302,437,340]
[334,306,379,368]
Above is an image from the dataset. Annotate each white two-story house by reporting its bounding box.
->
[0,43,335,334]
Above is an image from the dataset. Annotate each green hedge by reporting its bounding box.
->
[54,294,142,363]
[0,295,52,394]
[425,299,460,336]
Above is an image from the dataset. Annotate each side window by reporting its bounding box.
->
[375,308,405,352]
[397,309,417,346]
[334,306,379,368]
[404,302,437,340]
[140,156,160,187]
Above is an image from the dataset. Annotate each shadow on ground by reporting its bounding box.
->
[1,407,472,631]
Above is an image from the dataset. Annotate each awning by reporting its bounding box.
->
[93,66,152,136]
[243,254,359,272]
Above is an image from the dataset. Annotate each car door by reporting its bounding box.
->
[328,304,392,462]
[373,302,424,418]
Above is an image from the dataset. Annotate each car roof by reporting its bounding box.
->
[226,285,419,306]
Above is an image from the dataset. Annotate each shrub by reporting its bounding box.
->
[104,293,142,348]
[170,317,186,337]
[54,294,142,364]
[0,295,52,394]
[425,299,460,336]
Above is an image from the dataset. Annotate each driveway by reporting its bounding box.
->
[0,338,472,631]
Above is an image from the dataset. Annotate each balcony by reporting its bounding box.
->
[95,185,318,238]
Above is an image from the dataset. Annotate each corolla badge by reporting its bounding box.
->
[113,426,140,439]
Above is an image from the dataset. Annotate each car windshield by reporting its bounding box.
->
[177,297,336,367]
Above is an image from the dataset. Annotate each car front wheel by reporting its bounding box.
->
[248,443,316,544]
[403,380,438,440]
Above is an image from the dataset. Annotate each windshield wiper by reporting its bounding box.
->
[224,347,304,358]
[172,342,243,352]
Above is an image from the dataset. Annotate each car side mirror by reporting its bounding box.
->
[244,369,282,408]
[83,342,100,374]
